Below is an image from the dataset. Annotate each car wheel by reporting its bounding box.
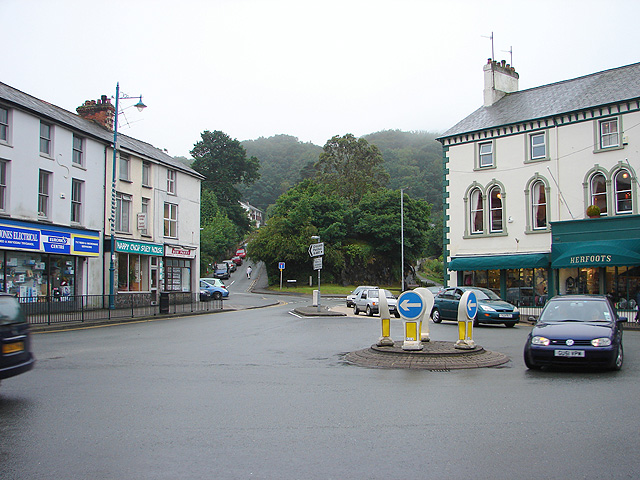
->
[504,322,516,328]
[353,305,359,315]
[394,312,400,318]
[213,291,222,300]
[524,351,541,370]
[473,318,480,327]
[366,305,373,316]
[432,309,441,323]
[611,344,624,371]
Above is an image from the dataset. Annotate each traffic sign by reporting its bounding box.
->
[313,256,322,270]
[308,242,324,257]
[278,262,285,270]
[397,290,425,320]
[466,291,478,319]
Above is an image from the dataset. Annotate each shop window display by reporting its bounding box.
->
[2,252,75,300]
[117,253,150,292]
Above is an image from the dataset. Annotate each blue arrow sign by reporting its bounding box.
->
[397,291,425,320]
[466,291,478,319]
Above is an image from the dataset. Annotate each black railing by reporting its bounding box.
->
[19,292,223,326]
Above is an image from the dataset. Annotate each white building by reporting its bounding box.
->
[437,61,640,309]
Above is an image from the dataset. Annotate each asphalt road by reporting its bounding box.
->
[2,293,640,480]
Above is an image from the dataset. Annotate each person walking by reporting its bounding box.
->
[247,265,252,280]
[635,290,640,322]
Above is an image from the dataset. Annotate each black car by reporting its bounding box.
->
[524,295,624,370]
[0,294,35,386]
[431,286,519,327]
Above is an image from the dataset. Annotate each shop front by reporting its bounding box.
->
[0,219,100,300]
[164,245,197,293]
[111,239,163,305]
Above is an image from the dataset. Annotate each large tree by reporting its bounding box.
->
[314,134,389,204]
[191,130,260,233]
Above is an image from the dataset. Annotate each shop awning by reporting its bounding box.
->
[551,239,640,268]
[449,253,551,271]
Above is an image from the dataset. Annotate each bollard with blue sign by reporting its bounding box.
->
[455,290,477,349]
[376,291,394,347]
[397,290,425,350]
[414,287,435,342]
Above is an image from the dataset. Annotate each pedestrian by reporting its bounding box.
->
[635,290,640,322]
[247,265,252,280]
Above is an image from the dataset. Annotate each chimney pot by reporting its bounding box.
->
[76,96,115,130]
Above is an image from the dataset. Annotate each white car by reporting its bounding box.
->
[353,288,400,317]
[346,285,376,307]
[200,278,227,289]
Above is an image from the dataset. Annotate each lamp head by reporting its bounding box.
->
[134,96,147,112]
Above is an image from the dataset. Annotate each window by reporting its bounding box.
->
[165,258,191,292]
[119,153,130,181]
[167,169,176,194]
[479,142,493,168]
[71,179,83,223]
[0,161,6,211]
[531,180,547,229]
[590,173,607,215]
[530,133,546,160]
[72,135,84,165]
[614,169,632,214]
[489,186,503,233]
[38,170,50,217]
[40,122,52,155]
[141,197,149,235]
[600,118,619,149]
[117,253,150,292]
[0,107,8,142]
[115,192,132,232]
[142,162,151,187]
[164,202,177,238]
[470,188,484,234]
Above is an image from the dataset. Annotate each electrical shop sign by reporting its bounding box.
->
[0,221,100,256]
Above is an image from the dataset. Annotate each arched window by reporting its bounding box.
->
[531,180,547,229]
[489,186,503,232]
[470,188,483,234]
[590,173,607,215]
[614,169,632,214]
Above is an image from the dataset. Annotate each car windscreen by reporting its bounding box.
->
[0,297,25,325]
[539,300,613,323]
[471,288,501,301]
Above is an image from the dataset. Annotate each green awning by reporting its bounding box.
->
[449,253,550,271]
[551,239,640,268]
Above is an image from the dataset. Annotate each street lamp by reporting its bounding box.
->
[109,82,146,308]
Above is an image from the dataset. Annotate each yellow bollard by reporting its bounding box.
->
[376,290,394,346]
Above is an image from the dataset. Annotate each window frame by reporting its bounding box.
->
[614,169,632,214]
[600,118,619,149]
[142,162,151,187]
[167,169,176,194]
[163,202,178,238]
[72,134,84,166]
[115,192,132,233]
[528,132,547,161]
[0,106,9,143]
[118,153,131,182]
[71,178,83,224]
[470,188,484,234]
[531,180,548,230]
[489,185,503,233]
[590,173,608,216]
[38,170,51,218]
[39,121,52,156]
[478,141,494,168]
[141,197,150,236]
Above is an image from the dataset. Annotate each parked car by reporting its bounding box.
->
[346,285,376,307]
[231,256,243,266]
[353,288,400,318]
[431,286,519,327]
[426,286,444,296]
[200,280,229,301]
[200,278,226,289]
[235,248,246,259]
[0,294,35,387]
[524,295,624,370]
[223,260,237,273]
[214,263,230,280]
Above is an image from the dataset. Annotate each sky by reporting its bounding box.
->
[4,0,640,158]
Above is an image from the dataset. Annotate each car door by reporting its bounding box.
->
[439,288,460,320]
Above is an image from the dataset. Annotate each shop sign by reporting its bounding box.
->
[0,222,100,256]
[165,245,197,258]
[569,254,613,265]
[116,239,163,256]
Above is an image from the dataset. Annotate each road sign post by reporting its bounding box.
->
[455,290,477,349]
[278,262,285,290]
[397,290,425,350]
[309,242,324,312]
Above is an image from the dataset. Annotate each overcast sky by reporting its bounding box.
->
[4,0,640,158]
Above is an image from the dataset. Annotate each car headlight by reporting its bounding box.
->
[591,338,612,347]
[480,304,496,312]
[513,306,519,313]
[531,336,550,346]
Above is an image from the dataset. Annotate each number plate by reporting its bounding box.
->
[554,349,585,357]
[2,341,24,355]
[499,313,513,318]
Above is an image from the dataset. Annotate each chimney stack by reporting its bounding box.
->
[76,95,115,130]
[483,58,519,107]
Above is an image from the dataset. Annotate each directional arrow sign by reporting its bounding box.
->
[397,290,425,320]
[466,291,478,319]
[308,242,324,257]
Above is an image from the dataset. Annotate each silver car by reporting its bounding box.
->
[346,285,375,308]
[353,288,400,317]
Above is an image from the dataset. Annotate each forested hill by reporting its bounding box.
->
[239,130,443,214]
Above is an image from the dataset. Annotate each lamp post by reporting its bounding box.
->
[401,188,405,291]
[109,82,146,308]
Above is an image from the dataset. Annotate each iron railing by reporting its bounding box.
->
[18,292,223,326]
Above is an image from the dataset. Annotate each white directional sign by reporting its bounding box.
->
[313,256,323,270]
[308,242,324,257]
[466,291,478,319]
[397,290,425,320]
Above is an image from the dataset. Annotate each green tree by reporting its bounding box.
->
[191,130,261,234]
[314,134,389,204]
[200,212,238,274]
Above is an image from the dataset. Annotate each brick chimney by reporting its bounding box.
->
[76,95,115,130]
[483,58,519,107]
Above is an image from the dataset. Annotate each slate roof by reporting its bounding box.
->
[439,62,640,140]
[0,81,203,179]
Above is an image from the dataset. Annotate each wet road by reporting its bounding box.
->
[2,293,640,479]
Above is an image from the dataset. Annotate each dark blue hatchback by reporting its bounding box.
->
[524,295,624,370]
[0,294,35,386]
